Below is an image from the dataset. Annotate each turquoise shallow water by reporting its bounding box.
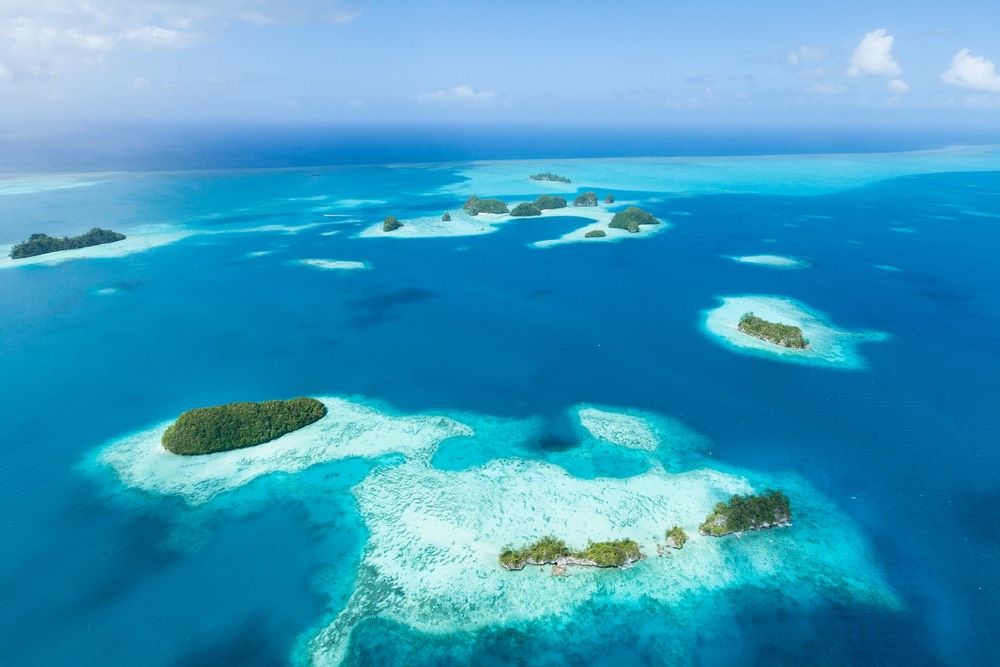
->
[1,146,999,665]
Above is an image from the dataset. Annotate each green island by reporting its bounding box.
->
[510,203,543,217]
[609,206,660,233]
[573,191,598,207]
[529,172,571,184]
[604,194,615,204]
[383,215,403,232]
[533,195,567,210]
[10,228,126,260]
[499,535,643,570]
[441,213,451,222]
[665,526,688,549]
[584,229,606,238]
[737,312,809,349]
[464,196,510,216]
[699,490,792,536]
[161,397,328,455]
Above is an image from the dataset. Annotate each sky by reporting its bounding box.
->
[2,0,1000,129]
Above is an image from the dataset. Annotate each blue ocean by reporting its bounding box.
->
[1,131,998,665]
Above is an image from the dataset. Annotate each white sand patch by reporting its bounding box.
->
[357,209,510,239]
[94,397,472,505]
[245,250,275,258]
[319,230,341,237]
[728,254,809,269]
[298,259,370,271]
[577,406,659,451]
[702,295,888,370]
[334,199,386,208]
[307,455,899,665]
[874,264,902,272]
[529,202,670,248]
[889,226,917,234]
[0,225,193,269]
[0,173,108,196]
[960,209,1000,218]
[1,220,329,270]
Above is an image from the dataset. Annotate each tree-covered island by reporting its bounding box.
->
[161,397,327,455]
[441,213,451,222]
[463,196,510,216]
[530,172,571,184]
[609,206,660,233]
[584,229,606,238]
[533,195,567,210]
[737,312,809,349]
[604,194,615,204]
[383,215,403,232]
[573,191,598,207]
[9,228,126,259]
[510,203,543,217]
[499,536,643,570]
[699,490,792,536]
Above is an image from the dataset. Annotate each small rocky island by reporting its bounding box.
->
[530,172,571,184]
[161,397,327,455]
[665,526,688,549]
[383,215,403,232]
[9,227,126,259]
[609,206,660,233]
[500,536,643,570]
[464,196,510,216]
[738,312,808,349]
[699,490,792,536]
[584,229,606,238]
[441,213,451,222]
[604,194,615,204]
[573,191,598,207]
[510,203,542,217]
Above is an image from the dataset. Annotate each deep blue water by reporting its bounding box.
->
[1,144,999,665]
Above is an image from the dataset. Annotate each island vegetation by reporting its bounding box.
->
[442,213,451,222]
[464,196,510,216]
[383,216,403,232]
[609,206,660,233]
[533,195,567,210]
[530,172,571,184]
[737,312,808,349]
[573,191,598,207]
[665,526,688,549]
[510,203,543,217]
[499,535,643,570]
[9,227,126,260]
[584,230,606,238]
[699,490,792,536]
[604,194,615,204]
[161,397,327,455]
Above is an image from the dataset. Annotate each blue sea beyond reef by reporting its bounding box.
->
[1,135,999,665]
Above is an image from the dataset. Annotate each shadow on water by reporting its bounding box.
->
[174,615,286,667]
[345,287,437,327]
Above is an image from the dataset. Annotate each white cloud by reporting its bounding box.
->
[847,28,902,77]
[0,59,10,81]
[0,1,360,80]
[417,84,498,105]
[887,78,910,94]
[123,26,196,49]
[942,48,1000,93]
[132,76,151,91]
